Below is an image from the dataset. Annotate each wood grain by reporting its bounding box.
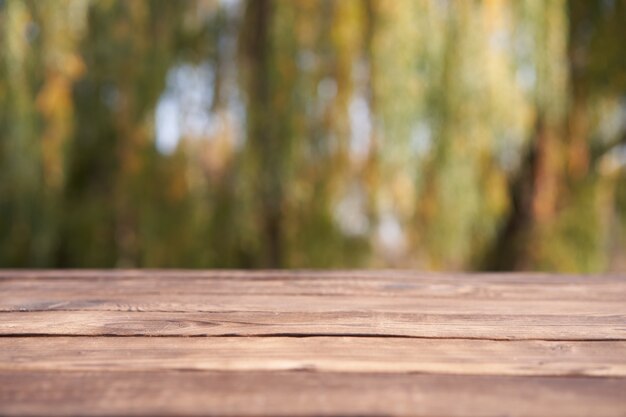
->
[3,286,626,311]
[1,269,624,283]
[1,310,625,340]
[1,336,625,377]
[2,271,625,300]
[1,270,625,416]
[3,272,625,321]
[1,370,625,417]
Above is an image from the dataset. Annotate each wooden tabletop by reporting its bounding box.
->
[0,270,625,416]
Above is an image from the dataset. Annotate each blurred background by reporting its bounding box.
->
[1,0,625,271]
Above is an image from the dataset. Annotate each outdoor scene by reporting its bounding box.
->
[1,0,625,271]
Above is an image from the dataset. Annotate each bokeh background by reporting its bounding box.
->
[1,0,626,271]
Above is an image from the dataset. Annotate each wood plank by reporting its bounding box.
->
[3,275,626,301]
[1,337,625,377]
[1,271,624,416]
[1,269,624,283]
[3,273,625,324]
[3,291,625,318]
[1,310,625,340]
[1,370,625,417]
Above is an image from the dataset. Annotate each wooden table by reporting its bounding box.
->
[0,270,625,416]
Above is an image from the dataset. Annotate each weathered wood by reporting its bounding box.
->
[1,310,625,340]
[1,270,625,416]
[3,274,626,300]
[3,293,625,320]
[1,336,625,377]
[3,273,625,321]
[1,370,625,417]
[1,269,624,283]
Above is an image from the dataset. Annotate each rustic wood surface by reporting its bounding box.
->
[0,270,625,416]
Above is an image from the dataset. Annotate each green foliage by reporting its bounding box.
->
[0,0,625,271]
[536,178,607,272]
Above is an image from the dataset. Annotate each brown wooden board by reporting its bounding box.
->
[1,270,625,416]
[1,336,625,376]
[1,370,625,417]
[2,310,624,339]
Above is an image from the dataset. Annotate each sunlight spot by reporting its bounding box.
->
[411,122,432,157]
[155,96,181,155]
[317,77,337,102]
[377,211,406,253]
[349,95,372,160]
[154,61,215,155]
[335,184,369,236]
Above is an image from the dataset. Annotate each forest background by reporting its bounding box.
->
[1,0,626,271]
